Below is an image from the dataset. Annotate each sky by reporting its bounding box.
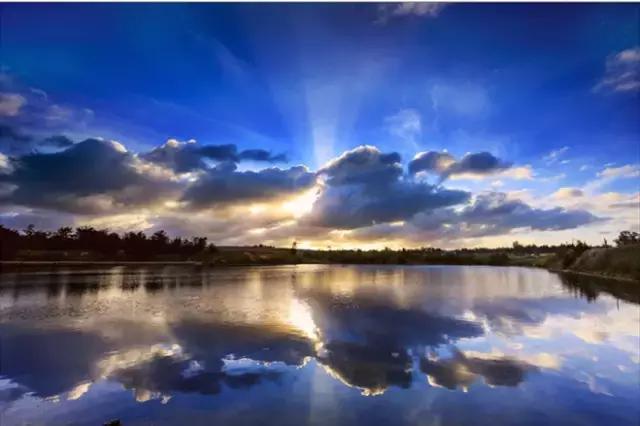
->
[0,3,638,249]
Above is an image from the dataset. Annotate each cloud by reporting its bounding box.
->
[0,138,179,214]
[0,93,26,117]
[0,139,606,248]
[543,146,569,165]
[594,46,640,93]
[0,124,32,153]
[182,162,316,209]
[238,149,287,163]
[39,135,75,149]
[584,163,640,193]
[141,139,287,173]
[408,151,454,175]
[376,2,447,24]
[305,181,469,229]
[384,109,422,146]
[306,146,469,229]
[412,192,603,238]
[0,125,76,154]
[597,164,640,179]
[552,187,584,199]
[409,151,512,181]
[0,76,94,144]
[421,349,536,389]
[319,145,403,186]
[349,191,603,245]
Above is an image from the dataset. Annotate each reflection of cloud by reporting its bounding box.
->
[308,294,482,349]
[0,326,110,398]
[305,292,483,395]
[317,341,411,396]
[421,348,537,390]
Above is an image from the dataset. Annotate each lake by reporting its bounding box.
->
[0,265,638,425]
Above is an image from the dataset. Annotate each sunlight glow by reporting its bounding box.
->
[282,188,319,218]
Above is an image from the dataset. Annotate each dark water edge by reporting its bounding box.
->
[558,271,640,304]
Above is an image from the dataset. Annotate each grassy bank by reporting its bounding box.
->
[556,245,640,281]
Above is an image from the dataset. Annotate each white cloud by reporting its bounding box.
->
[543,146,569,165]
[0,93,26,117]
[376,2,447,24]
[552,187,584,200]
[594,46,640,93]
[450,165,534,181]
[597,164,640,179]
[384,109,422,147]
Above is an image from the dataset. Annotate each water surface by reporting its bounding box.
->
[0,265,638,425]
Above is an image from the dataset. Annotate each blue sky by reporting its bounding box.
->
[0,3,638,248]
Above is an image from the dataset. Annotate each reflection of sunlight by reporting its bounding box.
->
[222,356,289,375]
[67,381,91,400]
[288,298,320,341]
[134,388,171,404]
[319,363,386,397]
[97,343,186,378]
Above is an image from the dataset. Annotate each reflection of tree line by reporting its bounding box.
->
[559,273,639,304]
[3,267,636,309]
[0,267,214,299]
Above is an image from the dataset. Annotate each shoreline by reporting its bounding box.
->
[2,260,638,283]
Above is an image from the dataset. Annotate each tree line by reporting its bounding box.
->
[0,224,218,260]
[0,223,638,263]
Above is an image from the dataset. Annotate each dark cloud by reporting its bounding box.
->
[40,134,75,149]
[306,182,469,229]
[409,151,511,180]
[182,162,316,208]
[309,294,483,348]
[317,341,413,394]
[447,152,512,176]
[0,138,177,214]
[408,151,454,176]
[456,192,602,233]
[411,192,603,238]
[306,146,469,229]
[0,209,74,232]
[319,145,402,186]
[140,139,287,173]
[0,124,75,154]
[0,124,32,153]
[239,149,288,163]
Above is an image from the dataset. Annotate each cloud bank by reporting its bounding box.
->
[0,135,603,248]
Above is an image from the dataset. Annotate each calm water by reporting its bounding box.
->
[0,265,638,425]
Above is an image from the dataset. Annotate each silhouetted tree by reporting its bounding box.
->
[614,231,639,247]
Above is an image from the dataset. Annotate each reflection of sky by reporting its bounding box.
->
[0,265,638,425]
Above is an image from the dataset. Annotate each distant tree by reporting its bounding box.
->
[614,231,640,247]
[0,225,20,259]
